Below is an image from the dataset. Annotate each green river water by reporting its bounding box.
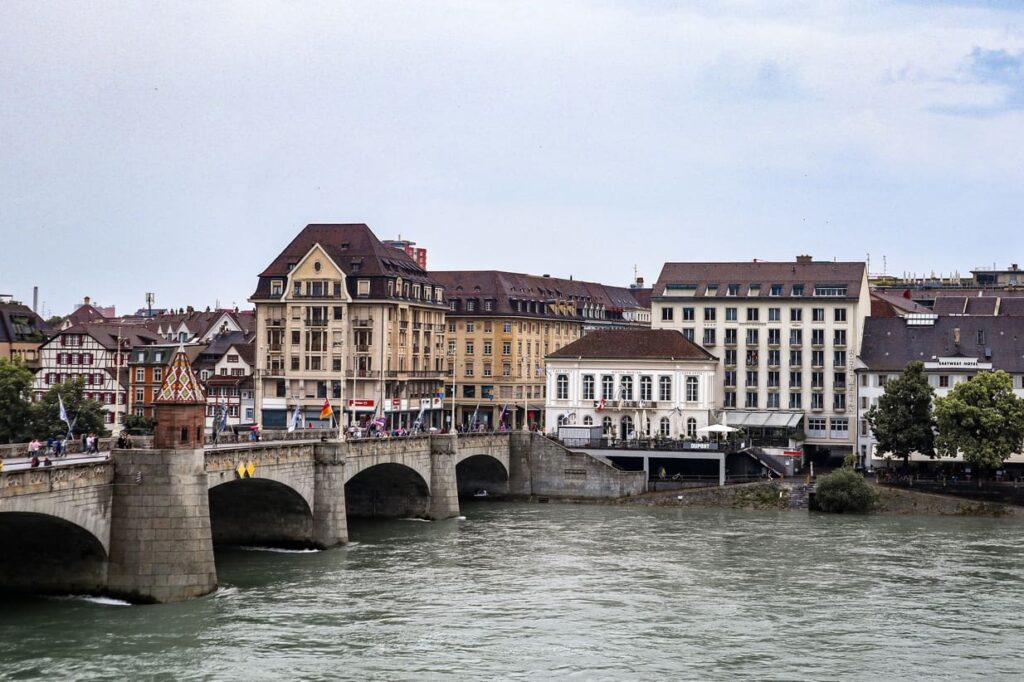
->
[1,503,1023,681]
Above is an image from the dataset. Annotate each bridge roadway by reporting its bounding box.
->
[0,431,645,603]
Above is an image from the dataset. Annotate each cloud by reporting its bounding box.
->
[929,47,1024,115]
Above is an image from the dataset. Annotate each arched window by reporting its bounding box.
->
[687,417,697,439]
[621,416,634,439]
[686,376,699,402]
[180,426,189,444]
[556,374,569,400]
[659,376,672,401]
[659,417,671,437]
[583,415,594,426]
[620,376,633,401]
[602,416,613,435]
[640,376,653,401]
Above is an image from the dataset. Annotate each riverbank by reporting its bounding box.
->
[512,480,1023,516]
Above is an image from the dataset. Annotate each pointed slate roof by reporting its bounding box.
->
[154,345,207,404]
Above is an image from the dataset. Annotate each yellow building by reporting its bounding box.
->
[250,224,448,431]
[431,271,649,430]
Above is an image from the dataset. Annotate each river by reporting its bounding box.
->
[2,503,1023,680]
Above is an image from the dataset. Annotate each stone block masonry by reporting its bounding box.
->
[508,433,646,499]
[106,448,217,604]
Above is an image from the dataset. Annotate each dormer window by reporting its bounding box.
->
[271,280,283,296]
[449,299,458,311]
[726,284,740,296]
[770,284,783,296]
[467,300,476,312]
[357,279,370,297]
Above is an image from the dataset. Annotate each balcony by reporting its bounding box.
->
[353,318,374,328]
[811,341,825,349]
[789,342,802,349]
[834,342,847,350]
[290,292,345,300]
[356,344,370,353]
[305,318,328,327]
[724,340,737,347]
[346,369,380,379]
[399,321,409,329]
[413,322,423,330]
[266,318,284,327]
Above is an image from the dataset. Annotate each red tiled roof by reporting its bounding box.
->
[547,329,716,361]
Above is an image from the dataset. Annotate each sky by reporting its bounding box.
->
[1,0,1023,318]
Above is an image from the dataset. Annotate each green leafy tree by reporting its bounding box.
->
[814,468,875,513]
[124,414,158,433]
[934,370,1024,471]
[29,377,108,438]
[865,361,935,467]
[0,357,34,443]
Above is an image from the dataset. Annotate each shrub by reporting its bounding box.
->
[814,468,875,514]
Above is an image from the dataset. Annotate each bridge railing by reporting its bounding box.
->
[0,436,154,460]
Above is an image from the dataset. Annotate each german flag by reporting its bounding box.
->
[320,398,334,421]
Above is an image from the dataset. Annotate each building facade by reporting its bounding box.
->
[651,257,871,460]
[0,303,51,370]
[432,271,650,430]
[544,329,718,439]
[250,224,448,431]
[856,314,1024,468]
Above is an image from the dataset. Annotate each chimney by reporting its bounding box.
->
[33,286,38,313]
[636,276,645,287]
[796,255,813,264]
[84,295,91,306]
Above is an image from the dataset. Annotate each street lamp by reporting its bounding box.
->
[448,347,457,434]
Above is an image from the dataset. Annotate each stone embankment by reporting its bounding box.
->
[611,482,791,511]
[871,483,1021,517]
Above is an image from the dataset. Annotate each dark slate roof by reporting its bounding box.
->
[0,304,51,344]
[860,317,1024,372]
[870,291,931,316]
[432,271,647,320]
[547,329,716,361]
[59,323,163,350]
[129,343,205,366]
[653,260,866,299]
[251,224,442,301]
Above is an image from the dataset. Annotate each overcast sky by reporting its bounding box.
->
[2,0,1022,317]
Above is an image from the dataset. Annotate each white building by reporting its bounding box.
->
[857,314,1024,468]
[650,257,871,460]
[544,329,718,439]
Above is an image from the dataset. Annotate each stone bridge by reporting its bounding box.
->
[0,432,642,602]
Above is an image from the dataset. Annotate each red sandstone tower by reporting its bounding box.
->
[152,344,207,449]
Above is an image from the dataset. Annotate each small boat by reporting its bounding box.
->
[472,489,489,498]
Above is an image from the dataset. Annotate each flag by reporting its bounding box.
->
[413,403,427,430]
[216,400,229,434]
[58,394,72,429]
[597,398,606,412]
[373,414,386,430]
[320,398,334,421]
[287,404,302,433]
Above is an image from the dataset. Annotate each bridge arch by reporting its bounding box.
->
[208,478,316,549]
[0,511,108,594]
[454,453,510,497]
[345,462,432,520]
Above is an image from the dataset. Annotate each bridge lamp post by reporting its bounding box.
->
[448,347,457,435]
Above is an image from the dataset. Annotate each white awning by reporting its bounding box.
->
[725,411,803,429]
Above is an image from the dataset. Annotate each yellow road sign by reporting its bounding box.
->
[246,461,256,477]
[236,462,246,478]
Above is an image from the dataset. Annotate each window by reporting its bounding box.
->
[703,329,716,346]
[465,342,474,355]
[768,371,780,388]
[620,416,634,438]
[767,329,780,346]
[811,393,824,410]
[746,370,759,387]
[466,321,475,333]
[686,417,697,438]
[134,388,144,402]
[767,393,780,409]
[790,308,803,322]
[814,286,847,297]
[724,391,737,408]
[483,341,492,356]
[811,329,825,346]
[768,349,781,366]
[812,371,825,388]
[357,279,370,296]
[660,417,672,438]
[725,349,737,366]
[640,376,653,401]
[770,284,783,296]
[602,416,613,435]
[682,307,695,321]
[746,308,759,322]
[686,376,699,402]
[834,393,846,410]
[879,375,890,387]
[135,368,144,382]
[790,350,803,366]
[789,392,802,409]
[682,328,695,342]
[812,308,825,322]
[725,370,737,387]
[333,306,343,320]
[812,350,825,367]
[834,329,847,346]
[661,307,674,321]
[602,375,614,400]
[620,376,633,400]
[746,329,759,345]
[792,284,805,297]
[745,391,758,408]
[746,350,759,366]
[768,307,781,322]
[789,371,802,388]
[835,308,847,322]
[939,375,949,388]
[659,376,672,401]
[790,329,803,346]
[725,307,738,321]
[483,364,492,377]
[727,284,740,296]
[977,329,986,345]
[725,329,737,345]
[502,342,511,355]
[583,375,595,401]
[703,308,716,321]
[503,322,512,333]
[807,417,826,436]
[830,418,849,438]
[834,351,846,366]
[271,280,283,296]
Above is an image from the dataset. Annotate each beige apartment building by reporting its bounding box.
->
[431,271,649,430]
[650,257,871,462]
[250,224,448,431]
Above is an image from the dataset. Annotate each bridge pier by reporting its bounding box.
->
[428,434,460,520]
[106,448,217,604]
[312,443,348,547]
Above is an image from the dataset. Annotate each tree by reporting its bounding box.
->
[934,370,1024,471]
[124,414,158,433]
[0,357,34,443]
[865,361,935,467]
[29,377,108,438]
[814,468,875,513]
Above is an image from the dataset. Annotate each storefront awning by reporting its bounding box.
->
[725,411,803,429]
